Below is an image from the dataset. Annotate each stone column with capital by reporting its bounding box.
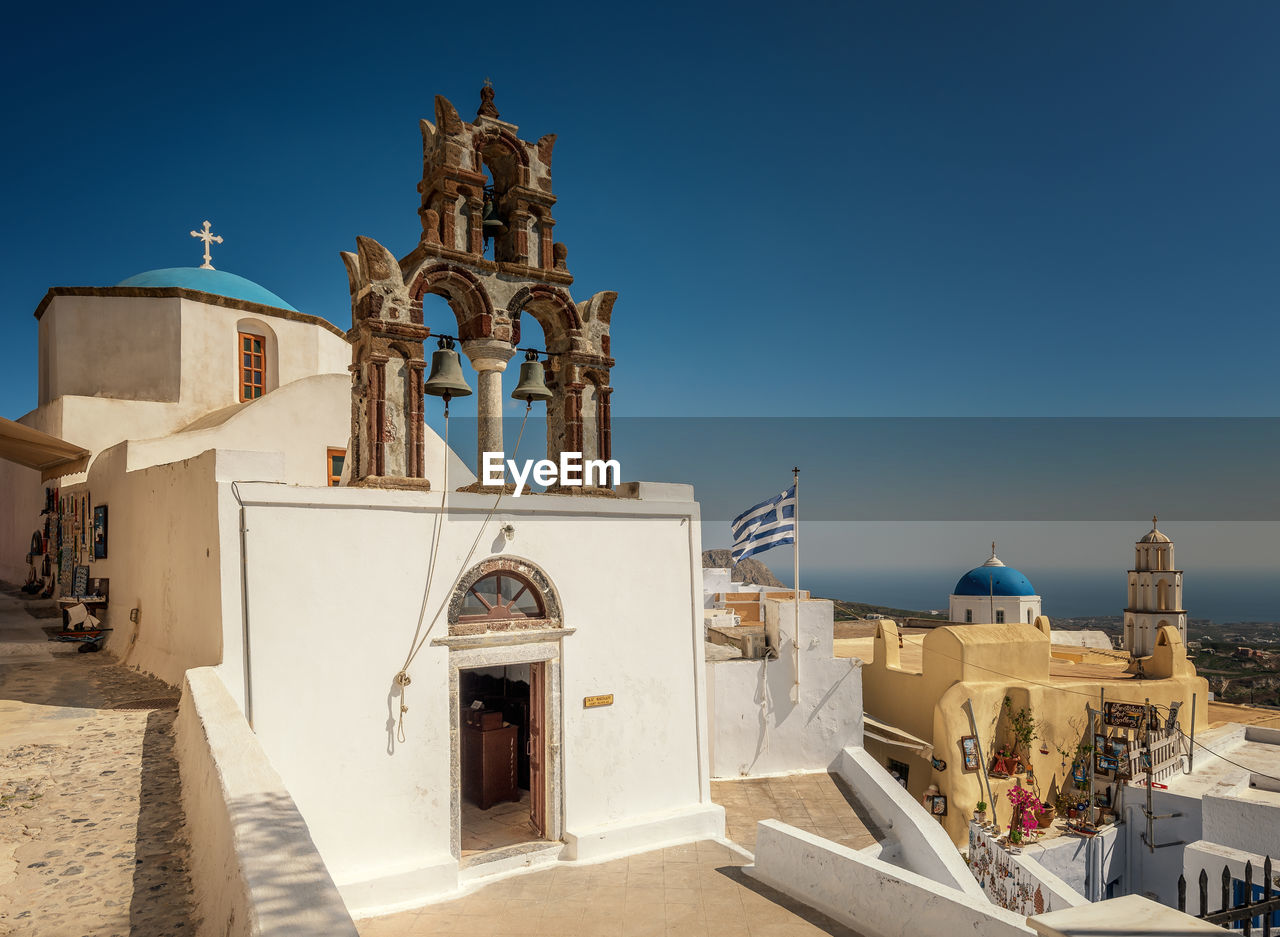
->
[467,196,485,256]
[462,338,516,486]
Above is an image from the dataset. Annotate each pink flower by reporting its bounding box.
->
[1005,783,1044,837]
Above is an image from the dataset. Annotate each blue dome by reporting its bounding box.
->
[116,267,297,312]
[953,565,1036,597]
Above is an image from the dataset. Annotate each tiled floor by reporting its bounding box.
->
[355,840,862,937]
[462,789,541,857]
[710,772,883,853]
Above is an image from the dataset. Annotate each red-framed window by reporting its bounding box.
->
[327,448,345,487]
[239,332,265,401]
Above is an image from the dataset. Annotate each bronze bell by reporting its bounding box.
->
[511,351,553,403]
[481,189,506,241]
[424,337,472,400]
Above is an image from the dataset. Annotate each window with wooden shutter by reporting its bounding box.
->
[327,448,345,487]
[238,332,265,401]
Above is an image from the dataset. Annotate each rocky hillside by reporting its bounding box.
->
[701,550,784,587]
[830,599,946,622]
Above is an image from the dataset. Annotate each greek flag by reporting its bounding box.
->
[730,485,796,563]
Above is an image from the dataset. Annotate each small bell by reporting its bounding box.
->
[511,351,552,403]
[424,337,472,400]
[482,188,506,241]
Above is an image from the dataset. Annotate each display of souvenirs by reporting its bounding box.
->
[93,505,108,559]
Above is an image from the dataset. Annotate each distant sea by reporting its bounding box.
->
[802,569,1280,623]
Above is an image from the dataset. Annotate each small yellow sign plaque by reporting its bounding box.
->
[584,694,614,709]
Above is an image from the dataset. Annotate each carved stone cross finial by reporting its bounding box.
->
[190,220,223,270]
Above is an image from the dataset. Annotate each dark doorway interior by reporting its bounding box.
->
[458,664,546,858]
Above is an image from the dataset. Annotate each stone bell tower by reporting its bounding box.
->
[1123,517,1187,657]
[342,84,617,488]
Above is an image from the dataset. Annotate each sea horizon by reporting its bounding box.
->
[798,568,1280,624]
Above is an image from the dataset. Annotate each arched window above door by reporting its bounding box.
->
[447,557,562,637]
[459,570,545,622]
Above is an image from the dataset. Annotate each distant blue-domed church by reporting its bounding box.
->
[948,543,1042,625]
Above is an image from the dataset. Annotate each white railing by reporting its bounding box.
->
[1124,727,1183,785]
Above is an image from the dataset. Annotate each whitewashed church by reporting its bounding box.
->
[0,88,723,914]
[947,544,1043,626]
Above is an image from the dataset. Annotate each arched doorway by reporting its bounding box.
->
[441,558,568,870]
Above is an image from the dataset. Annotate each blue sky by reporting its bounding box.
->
[4,2,1280,611]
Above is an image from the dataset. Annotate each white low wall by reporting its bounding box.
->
[175,667,359,937]
[749,820,1035,937]
[968,823,1088,914]
[836,745,987,899]
[707,597,863,777]
[1182,839,1274,915]
[1025,823,1123,903]
[1123,788,1203,905]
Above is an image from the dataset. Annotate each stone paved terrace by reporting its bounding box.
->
[710,773,882,854]
[356,840,863,937]
[0,587,196,936]
[357,774,880,936]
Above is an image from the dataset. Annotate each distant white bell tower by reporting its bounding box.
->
[1124,517,1186,657]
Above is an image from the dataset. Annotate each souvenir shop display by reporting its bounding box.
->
[92,505,108,559]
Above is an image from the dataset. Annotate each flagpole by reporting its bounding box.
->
[792,466,800,703]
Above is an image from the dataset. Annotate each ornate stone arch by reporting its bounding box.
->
[409,263,496,339]
[447,556,563,637]
[508,285,581,351]
[473,127,529,190]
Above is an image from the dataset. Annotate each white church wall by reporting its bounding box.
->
[125,374,352,484]
[175,298,348,419]
[33,293,349,451]
[212,481,720,910]
[39,295,183,406]
[949,594,1041,625]
[2,293,354,587]
[75,446,284,687]
[706,596,863,777]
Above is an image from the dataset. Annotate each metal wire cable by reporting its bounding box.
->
[394,402,532,741]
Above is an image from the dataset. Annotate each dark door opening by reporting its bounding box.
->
[458,662,548,859]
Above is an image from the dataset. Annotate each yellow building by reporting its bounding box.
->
[844,615,1208,846]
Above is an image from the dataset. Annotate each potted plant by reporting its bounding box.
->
[1003,697,1040,763]
[1058,791,1079,819]
[1006,782,1043,850]
[1036,803,1056,829]
[975,800,988,824]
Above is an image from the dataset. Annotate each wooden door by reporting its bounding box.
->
[529,661,546,838]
